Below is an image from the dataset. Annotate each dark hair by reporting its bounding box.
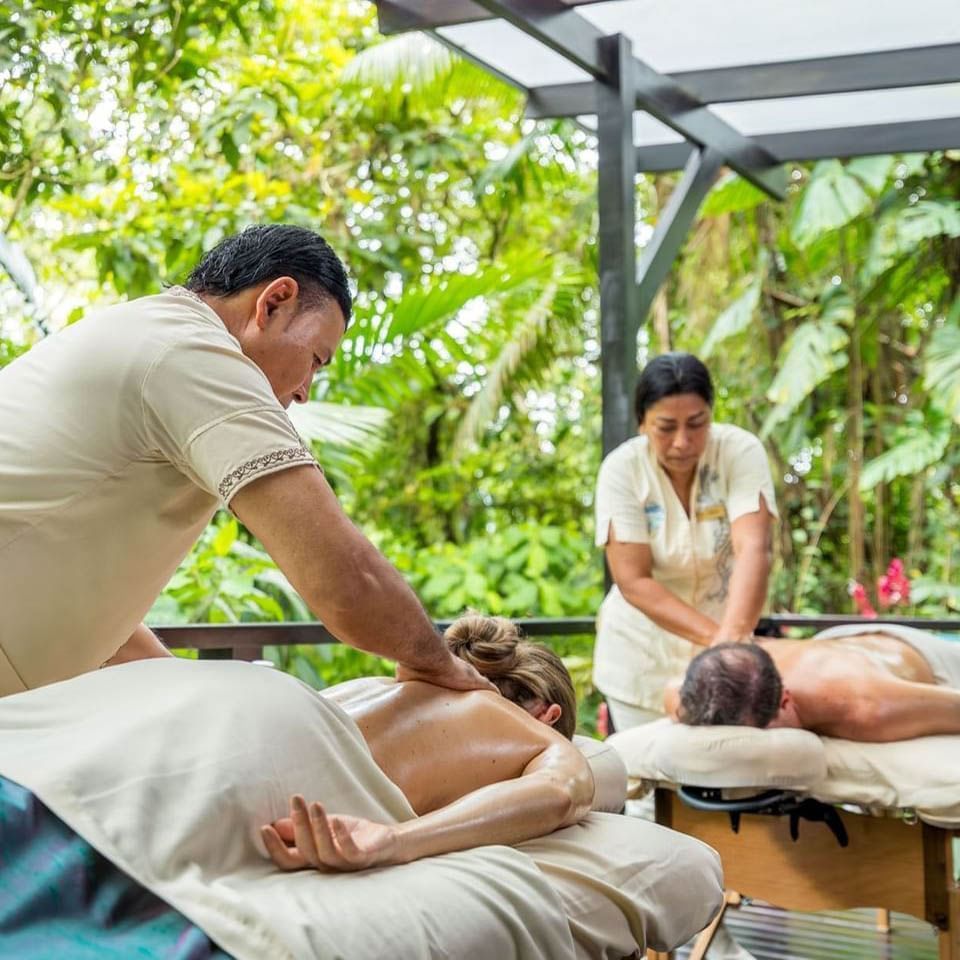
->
[444,614,577,739]
[678,643,782,728]
[185,225,352,323]
[634,352,714,425]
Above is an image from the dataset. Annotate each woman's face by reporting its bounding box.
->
[640,392,712,478]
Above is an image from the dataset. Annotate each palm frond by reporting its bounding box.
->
[288,401,390,447]
[451,277,559,458]
[341,33,454,92]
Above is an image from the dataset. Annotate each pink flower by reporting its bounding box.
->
[849,580,878,618]
[877,558,910,608]
[597,700,610,739]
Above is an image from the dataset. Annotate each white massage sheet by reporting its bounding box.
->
[609,718,960,827]
[0,659,723,959]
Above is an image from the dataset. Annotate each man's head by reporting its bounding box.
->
[444,614,577,739]
[185,225,353,408]
[678,642,788,728]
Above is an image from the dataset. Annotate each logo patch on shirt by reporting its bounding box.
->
[644,502,665,534]
[696,503,727,523]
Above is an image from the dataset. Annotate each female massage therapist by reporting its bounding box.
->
[593,352,778,733]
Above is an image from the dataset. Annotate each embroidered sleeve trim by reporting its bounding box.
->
[218,445,316,501]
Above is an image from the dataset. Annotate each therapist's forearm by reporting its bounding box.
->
[231,466,446,672]
[619,579,719,647]
[714,545,772,642]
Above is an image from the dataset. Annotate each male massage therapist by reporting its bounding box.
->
[0,224,491,697]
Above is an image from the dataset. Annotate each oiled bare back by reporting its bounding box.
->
[323,679,559,815]
[762,633,935,686]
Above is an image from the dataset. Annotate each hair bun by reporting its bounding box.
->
[443,614,521,679]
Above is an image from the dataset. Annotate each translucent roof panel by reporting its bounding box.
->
[438,20,589,88]
[394,0,960,165]
[435,0,960,84]
[717,83,960,136]
[578,0,960,73]
[576,113,683,146]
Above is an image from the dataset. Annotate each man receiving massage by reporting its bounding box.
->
[667,623,960,742]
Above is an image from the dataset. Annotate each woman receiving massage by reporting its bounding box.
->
[262,613,596,872]
[1,614,641,960]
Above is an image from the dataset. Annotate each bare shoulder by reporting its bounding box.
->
[321,675,395,704]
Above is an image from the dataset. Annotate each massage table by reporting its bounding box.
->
[608,718,960,959]
[0,658,723,959]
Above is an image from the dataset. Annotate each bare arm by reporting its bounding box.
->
[664,679,681,720]
[712,501,774,644]
[262,701,595,871]
[818,676,960,742]
[102,623,172,667]
[606,533,719,647]
[231,466,491,691]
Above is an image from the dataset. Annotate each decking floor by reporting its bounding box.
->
[676,902,938,960]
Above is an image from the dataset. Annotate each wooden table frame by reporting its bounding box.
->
[648,788,960,960]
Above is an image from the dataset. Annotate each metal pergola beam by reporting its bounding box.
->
[597,32,640,457]
[634,117,960,173]
[526,43,960,117]
[635,147,723,321]
[376,0,611,34]
[468,0,785,198]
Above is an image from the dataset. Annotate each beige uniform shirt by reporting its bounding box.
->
[592,423,778,712]
[0,287,317,695]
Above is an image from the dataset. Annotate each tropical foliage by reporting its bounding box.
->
[3,1,959,723]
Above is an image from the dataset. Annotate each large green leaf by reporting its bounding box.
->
[924,311,960,423]
[700,272,762,358]
[862,200,960,283]
[845,156,894,194]
[790,160,872,249]
[762,314,850,435]
[859,420,950,491]
[700,173,768,218]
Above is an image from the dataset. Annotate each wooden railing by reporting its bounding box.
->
[153,614,960,663]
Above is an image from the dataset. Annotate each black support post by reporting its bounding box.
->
[635,147,723,322]
[596,33,639,457]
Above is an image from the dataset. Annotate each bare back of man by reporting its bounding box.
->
[759,633,959,741]
[323,677,573,815]
[673,628,960,741]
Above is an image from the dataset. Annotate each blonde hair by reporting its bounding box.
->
[443,614,576,739]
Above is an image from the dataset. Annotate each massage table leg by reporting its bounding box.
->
[686,891,741,960]
[940,834,959,960]
[655,788,960,958]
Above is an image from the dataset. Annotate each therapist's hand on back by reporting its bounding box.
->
[396,649,496,692]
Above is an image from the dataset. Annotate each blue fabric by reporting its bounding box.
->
[0,775,233,959]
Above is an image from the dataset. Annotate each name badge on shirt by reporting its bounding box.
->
[696,503,727,523]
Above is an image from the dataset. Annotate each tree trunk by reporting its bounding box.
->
[847,318,867,583]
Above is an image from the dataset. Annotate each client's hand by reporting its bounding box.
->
[396,650,497,693]
[261,794,401,872]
